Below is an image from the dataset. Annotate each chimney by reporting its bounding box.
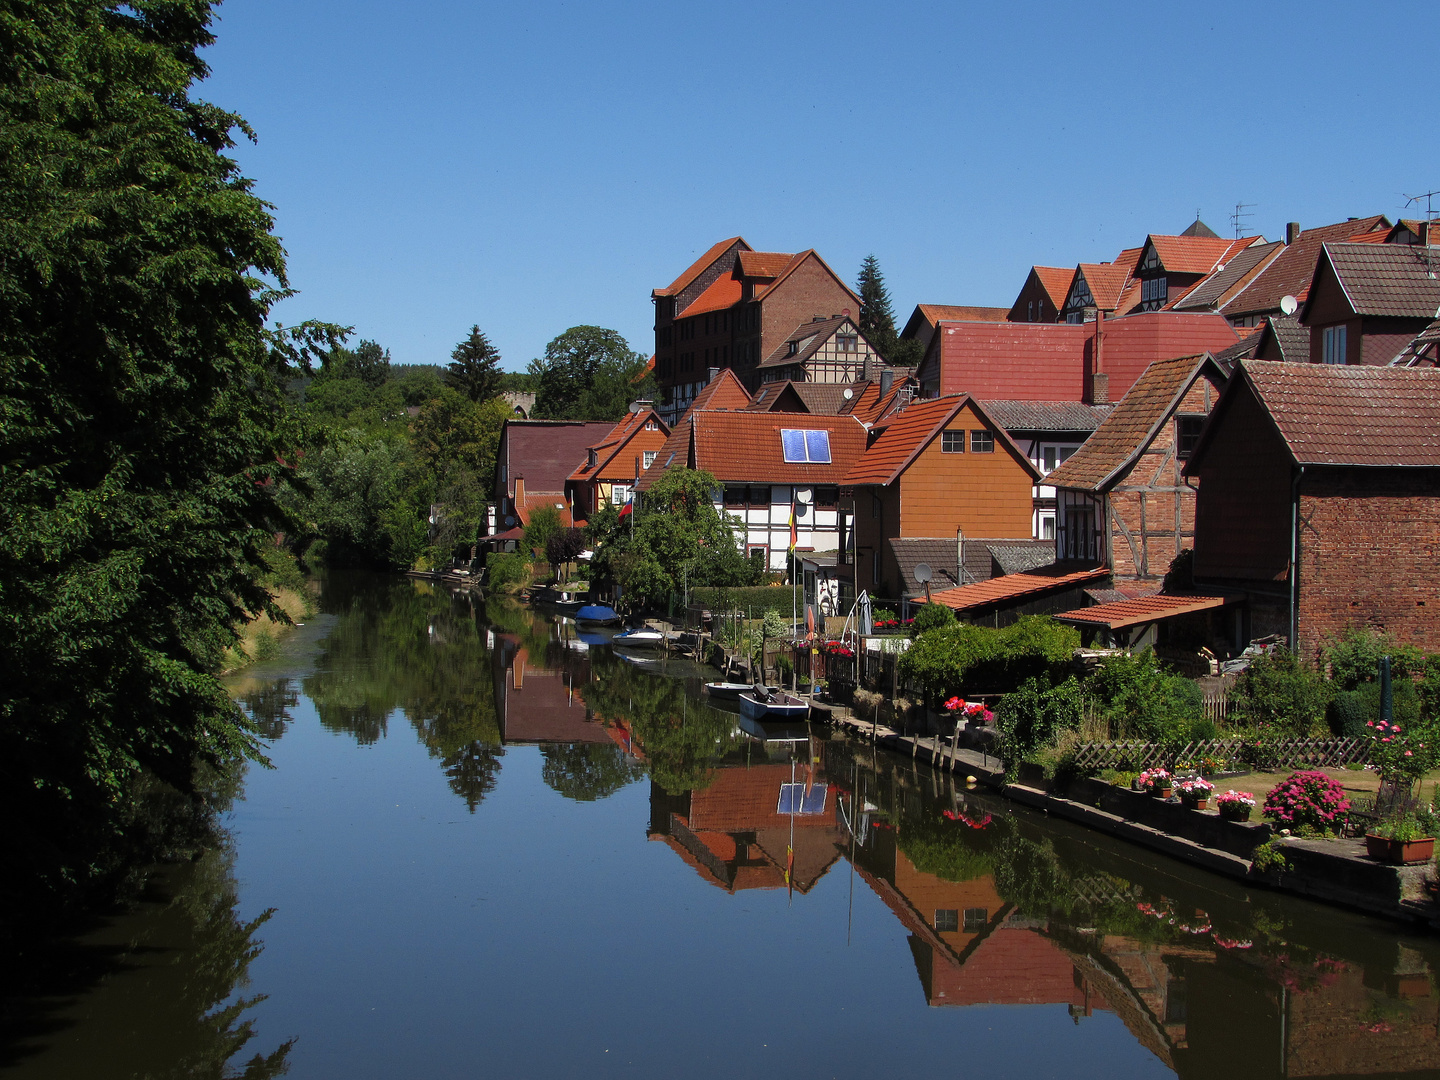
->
[708,366,719,382]
[880,369,894,397]
[1086,310,1109,405]
[813,314,826,322]
[513,476,525,507]
[1286,222,1301,245]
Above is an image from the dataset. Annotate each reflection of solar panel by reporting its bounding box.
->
[777,783,828,815]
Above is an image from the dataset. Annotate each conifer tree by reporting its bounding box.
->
[445,325,504,402]
[856,254,899,359]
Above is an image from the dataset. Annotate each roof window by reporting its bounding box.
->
[781,428,831,463]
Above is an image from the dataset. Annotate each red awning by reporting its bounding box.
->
[929,564,1109,614]
[1053,593,1236,631]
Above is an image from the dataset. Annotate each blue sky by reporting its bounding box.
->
[201,0,1439,371]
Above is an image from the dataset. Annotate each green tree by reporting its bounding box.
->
[856,254,899,359]
[0,0,342,905]
[445,324,503,402]
[532,325,654,421]
[350,339,392,388]
[523,505,565,563]
[540,743,646,802]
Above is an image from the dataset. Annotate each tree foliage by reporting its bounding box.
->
[898,617,1079,699]
[0,0,337,905]
[856,254,901,359]
[540,743,646,803]
[445,324,503,403]
[531,325,654,421]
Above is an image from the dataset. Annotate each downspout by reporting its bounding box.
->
[1289,465,1304,653]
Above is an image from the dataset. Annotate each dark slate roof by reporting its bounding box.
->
[1046,354,1224,492]
[1180,219,1221,238]
[1212,329,1263,368]
[886,537,1050,594]
[1263,314,1311,363]
[1316,243,1440,318]
[1173,240,1283,311]
[988,542,1059,575]
[1222,216,1390,317]
[979,400,1114,433]
[758,315,862,369]
[1234,362,1440,467]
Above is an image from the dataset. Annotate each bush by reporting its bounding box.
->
[688,586,797,619]
[997,676,1084,769]
[1262,770,1350,833]
[1233,649,1330,735]
[486,552,531,591]
[1086,649,1203,741]
[1323,628,1425,690]
[910,602,956,638]
[900,616,1079,699]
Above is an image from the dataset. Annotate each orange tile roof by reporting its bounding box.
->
[841,381,882,419]
[929,565,1109,613]
[1112,246,1145,274]
[1031,266,1075,309]
[1045,353,1224,492]
[736,251,794,278]
[687,367,752,412]
[688,412,869,485]
[566,409,668,483]
[655,236,746,297]
[1147,235,1258,276]
[916,304,1011,324]
[513,489,575,528]
[1075,262,1132,309]
[755,250,861,309]
[843,395,1040,486]
[1054,593,1233,630]
[678,272,743,318]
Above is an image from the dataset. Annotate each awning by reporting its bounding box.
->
[1053,593,1236,631]
[929,564,1109,614]
[483,526,526,543]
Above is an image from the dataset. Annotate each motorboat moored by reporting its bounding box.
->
[576,604,620,625]
[737,687,810,721]
[612,627,666,649]
[703,681,754,700]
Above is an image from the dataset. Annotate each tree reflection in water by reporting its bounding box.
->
[302,574,505,810]
[0,839,291,1079]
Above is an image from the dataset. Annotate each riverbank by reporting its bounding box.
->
[822,707,1440,932]
[219,585,314,674]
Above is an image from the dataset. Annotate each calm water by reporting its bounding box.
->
[5,573,1440,1079]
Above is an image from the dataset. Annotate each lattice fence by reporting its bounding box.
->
[1064,737,1368,773]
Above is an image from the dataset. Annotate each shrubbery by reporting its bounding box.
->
[899,616,1079,699]
[1233,649,1330,735]
[910,602,956,638]
[1086,649,1202,741]
[1262,770,1350,833]
[485,552,531,591]
[687,585,798,619]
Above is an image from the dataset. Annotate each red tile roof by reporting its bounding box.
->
[756,250,861,309]
[915,303,1011,324]
[499,419,614,500]
[1146,235,1259,276]
[678,272,744,318]
[1222,216,1391,316]
[1094,311,1239,397]
[736,251,794,278]
[686,367,752,412]
[1074,262,1132,310]
[567,409,668,482]
[929,565,1109,613]
[1046,353,1224,491]
[638,411,869,490]
[1031,266,1075,309]
[844,395,1040,486]
[1054,593,1233,630]
[927,321,1093,399]
[655,236,746,297]
[513,488,576,528]
[1207,361,1440,468]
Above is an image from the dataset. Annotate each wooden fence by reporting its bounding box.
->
[1062,737,1368,773]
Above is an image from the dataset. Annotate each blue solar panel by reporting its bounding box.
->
[804,429,831,463]
[780,428,807,462]
[802,783,828,813]
[777,783,828,815]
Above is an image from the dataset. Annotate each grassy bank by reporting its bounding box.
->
[220,585,315,673]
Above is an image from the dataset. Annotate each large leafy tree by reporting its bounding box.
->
[0,0,338,906]
[530,325,654,421]
[445,324,503,402]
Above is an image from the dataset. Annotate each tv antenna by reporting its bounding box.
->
[1230,202,1256,239]
[1403,189,1439,277]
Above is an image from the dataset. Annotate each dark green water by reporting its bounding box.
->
[3,573,1438,1079]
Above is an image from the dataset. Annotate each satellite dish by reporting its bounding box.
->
[913,563,933,583]
[1279,295,1298,316]
[842,388,854,400]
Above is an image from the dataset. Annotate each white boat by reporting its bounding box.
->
[703,681,754,700]
[737,688,810,721]
[612,628,666,649]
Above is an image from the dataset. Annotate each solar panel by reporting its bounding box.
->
[777,782,829,815]
[781,428,831,463]
[780,428,807,462]
[805,429,831,463]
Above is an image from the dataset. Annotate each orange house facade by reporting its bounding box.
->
[843,395,1041,600]
[566,407,670,521]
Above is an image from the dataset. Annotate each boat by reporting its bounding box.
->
[613,649,663,669]
[612,627,666,649]
[576,604,620,625]
[703,681,754,700]
[737,714,811,744]
[737,687,810,721]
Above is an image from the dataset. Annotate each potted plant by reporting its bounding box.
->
[1365,816,1436,865]
[1176,777,1215,810]
[1138,768,1173,799]
[1215,790,1257,822]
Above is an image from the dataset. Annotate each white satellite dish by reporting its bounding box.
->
[913,563,933,583]
[1279,295,1298,316]
[842,388,854,400]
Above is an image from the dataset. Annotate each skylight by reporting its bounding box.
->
[781,428,831,463]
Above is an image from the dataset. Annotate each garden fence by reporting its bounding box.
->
[1062,736,1368,774]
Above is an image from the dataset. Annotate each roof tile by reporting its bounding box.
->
[655,237,746,297]
[930,565,1109,613]
[1222,216,1390,316]
[1315,243,1440,318]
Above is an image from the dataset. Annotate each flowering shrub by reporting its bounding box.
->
[1215,790,1256,809]
[1262,770,1350,832]
[1176,777,1214,799]
[822,640,854,658]
[1363,718,1435,783]
[1137,768,1172,792]
[944,697,994,725]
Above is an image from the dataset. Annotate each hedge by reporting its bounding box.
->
[687,585,801,618]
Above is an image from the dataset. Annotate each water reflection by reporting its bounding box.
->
[0,842,291,1079]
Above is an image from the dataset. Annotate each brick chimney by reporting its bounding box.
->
[1286,221,1301,244]
[1085,309,1109,405]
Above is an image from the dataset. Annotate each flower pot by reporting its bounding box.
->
[1365,834,1436,865]
[1182,796,1210,811]
[1153,786,1173,800]
[1218,805,1253,822]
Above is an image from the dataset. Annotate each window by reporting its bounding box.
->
[644,420,657,431]
[941,431,965,453]
[610,484,631,506]
[747,485,770,506]
[780,428,832,463]
[934,909,959,933]
[1041,445,1077,473]
[872,550,881,584]
[786,340,798,357]
[963,908,988,933]
[1041,514,1056,540]
[1176,415,1204,459]
[587,449,599,467]
[724,485,746,507]
[836,332,858,352]
[1322,324,1348,364]
[872,494,882,520]
[1027,300,1034,322]
[813,486,838,508]
[642,450,657,469]
[970,430,995,453]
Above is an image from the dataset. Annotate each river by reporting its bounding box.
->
[3,573,1438,1079]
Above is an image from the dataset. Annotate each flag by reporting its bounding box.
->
[618,501,633,519]
[788,502,797,553]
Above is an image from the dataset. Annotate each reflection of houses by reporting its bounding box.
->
[647,764,843,893]
[493,640,610,745]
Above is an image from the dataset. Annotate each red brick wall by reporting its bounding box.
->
[1296,467,1440,658]
[757,257,857,389]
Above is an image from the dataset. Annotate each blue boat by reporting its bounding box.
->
[576,604,620,625]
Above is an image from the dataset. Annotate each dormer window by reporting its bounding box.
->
[1141,276,1168,307]
[644,420,657,430]
[587,449,598,467]
[786,340,798,357]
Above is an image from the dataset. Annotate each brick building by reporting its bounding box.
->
[1184,362,1440,659]
[485,418,614,548]
[1299,240,1440,365]
[651,238,861,423]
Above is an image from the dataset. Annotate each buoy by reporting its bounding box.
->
[966,774,978,785]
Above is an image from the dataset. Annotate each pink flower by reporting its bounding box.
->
[1366,721,1374,727]
[1405,750,1413,757]
[1393,725,1402,733]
